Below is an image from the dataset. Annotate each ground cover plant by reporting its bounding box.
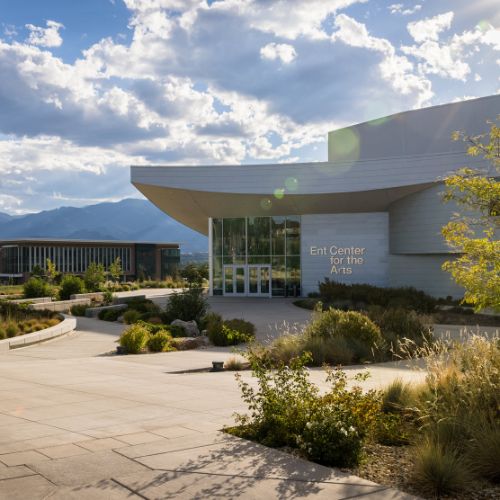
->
[0,301,61,339]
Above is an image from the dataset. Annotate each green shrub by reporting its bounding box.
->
[102,290,114,305]
[209,324,253,347]
[123,309,141,325]
[230,354,380,468]
[5,321,19,338]
[23,277,52,299]
[297,405,363,467]
[147,330,173,352]
[119,324,150,354]
[305,308,382,363]
[0,326,6,339]
[223,318,255,337]
[318,279,436,313]
[70,304,87,316]
[83,262,106,292]
[98,308,123,322]
[162,288,208,325]
[413,440,472,496]
[58,275,85,300]
[368,307,432,356]
[126,298,160,315]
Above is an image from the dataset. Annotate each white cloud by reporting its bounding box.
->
[25,20,64,48]
[388,4,422,16]
[260,43,297,64]
[332,14,433,106]
[407,12,453,43]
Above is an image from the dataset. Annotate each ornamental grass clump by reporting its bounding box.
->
[405,333,500,495]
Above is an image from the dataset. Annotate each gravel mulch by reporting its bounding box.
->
[344,443,500,500]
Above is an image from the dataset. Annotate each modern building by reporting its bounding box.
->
[131,95,499,299]
[0,239,180,283]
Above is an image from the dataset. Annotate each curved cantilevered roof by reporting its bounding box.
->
[131,95,498,235]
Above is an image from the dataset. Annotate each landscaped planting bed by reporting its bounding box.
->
[227,334,500,499]
[0,301,61,339]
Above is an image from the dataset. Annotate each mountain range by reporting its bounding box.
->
[0,199,207,253]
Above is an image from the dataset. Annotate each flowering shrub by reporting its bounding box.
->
[230,353,381,466]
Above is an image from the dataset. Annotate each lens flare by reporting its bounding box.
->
[285,177,298,191]
[260,198,272,210]
[274,188,285,199]
[328,127,360,163]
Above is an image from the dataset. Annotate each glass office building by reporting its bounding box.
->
[0,239,180,283]
[211,216,301,296]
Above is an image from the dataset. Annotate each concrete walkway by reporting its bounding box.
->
[0,316,419,499]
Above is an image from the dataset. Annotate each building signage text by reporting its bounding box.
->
[309,245,365,275]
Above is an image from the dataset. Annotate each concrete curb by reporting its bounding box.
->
[0,315,77,351]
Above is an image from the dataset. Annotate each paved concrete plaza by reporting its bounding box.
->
[0,293,497,499]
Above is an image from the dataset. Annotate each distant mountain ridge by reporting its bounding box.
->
[0,199,207,253]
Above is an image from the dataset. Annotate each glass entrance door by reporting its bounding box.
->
[223,265,246,295]
[248,265,271,297]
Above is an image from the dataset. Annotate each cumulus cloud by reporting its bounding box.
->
[0,1,498,213]
[25,20,64,47]
[260,43,297,64]
[407,12,454,43]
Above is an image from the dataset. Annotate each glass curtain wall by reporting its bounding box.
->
[212,216,301,296]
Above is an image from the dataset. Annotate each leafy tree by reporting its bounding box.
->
[59,275,85,300]
[84,262,106,292]
[180,263,208,288]
[108,257,122,283]
[31,264,44,279]
[46,258,59,284]
[442,118,500,311]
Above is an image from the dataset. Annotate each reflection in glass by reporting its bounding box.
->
[249,267,258,293]
[224,266,233,294]
[260,266,270,294]
[247,217,270,256]
[271,256,285,296]
[236,267,245,293]
[286,216,301,256]
[223,218,246,262]
[271,216,286,255]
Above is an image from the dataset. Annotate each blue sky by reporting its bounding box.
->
[0,0,498,214]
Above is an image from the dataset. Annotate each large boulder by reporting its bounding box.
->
[171,319,200,337]
[171,336,209,350]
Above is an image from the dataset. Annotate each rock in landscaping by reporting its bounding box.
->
[171,336,208,350]
[171,319,200,336]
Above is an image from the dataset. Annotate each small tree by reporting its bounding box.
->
[31,264,44,279]
[180,263,205,288]
[46,258,59,284]
[108,257,122,283]
[84,262,106,292]
[442,118,500,311]
[59,275,85,300]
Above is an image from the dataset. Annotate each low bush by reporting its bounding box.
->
[206,314,255,346]
[58,275,85,300]
[23,277,52,299]
[162,288,208,325]
[0,327,6,339]
[230,354,381,467]
[223,318,255,337]
[98,308,123,322]
[70,304,88,316]
[123,309,141,325]
[318,279,437,313]
[119,324,150,354]
[306,308,382,363]
[367,307,432,357]
[146,330,174,352]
